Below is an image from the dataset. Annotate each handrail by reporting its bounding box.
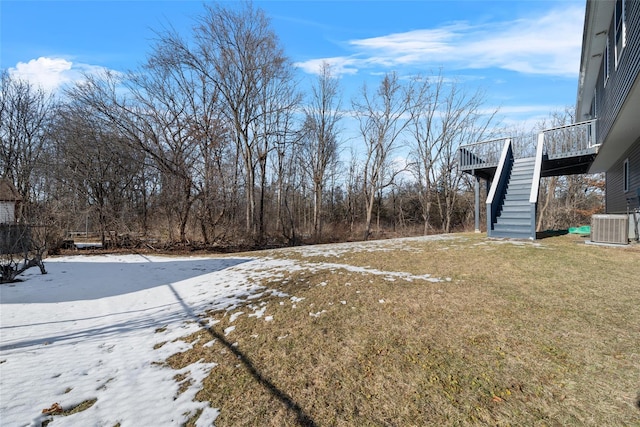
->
[529,133,545,204]
[541,118,597,134]
[459,137,507,170]
[486,139,513,236]
[526,132,546,239]
[460,137,509,148]
[486,139,511,203]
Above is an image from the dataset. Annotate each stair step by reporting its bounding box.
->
[510,174,533,180]
[503,197,530,203]
[509,177,532,184]
[504,197,530,204]
[502,199,531,206]
[505,189,531,196]
[498,211,532,219]
[498,210,532,218]
[497,219,531,227]
[503,201,530,206]
[501,207,531,215]
[507,185,531,191]
[511,169,534,176]
[504,192,530,198]
[494,220,530,229]
[514,157,536,163]
[506,188,531,196]
[503,199,530,205]
[493,227,531,237]
[504,191,531,202]
[490,229,534,239]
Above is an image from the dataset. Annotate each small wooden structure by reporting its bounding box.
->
[0,179,29,254]
[0,179,21,224]
[0,179,46,282]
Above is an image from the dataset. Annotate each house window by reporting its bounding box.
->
[615,0,626,67]
[623,158,629,193]
[604,35,610,85]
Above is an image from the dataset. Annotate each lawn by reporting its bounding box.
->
[1,233,638,426]
[169,234,640,426]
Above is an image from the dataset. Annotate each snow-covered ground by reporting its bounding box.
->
[0,253,301,426]
[0,235,463,426]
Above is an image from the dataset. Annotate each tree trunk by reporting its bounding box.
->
[313,180,322,241]
[537,177,556,231]
[363,190,376,240]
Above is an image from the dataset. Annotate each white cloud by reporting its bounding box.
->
[8,57,109,92]
[294,56,360,76]
[458,8,583,76]
[296,5,584,78]
[350,24,467,64]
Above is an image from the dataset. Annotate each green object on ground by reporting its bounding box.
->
[568,225,591,235]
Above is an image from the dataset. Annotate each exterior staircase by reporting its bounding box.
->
[491,157,536,239]
[460,121,598,240]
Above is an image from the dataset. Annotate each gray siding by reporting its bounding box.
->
[606,136,640,213]
[596,0,640,145]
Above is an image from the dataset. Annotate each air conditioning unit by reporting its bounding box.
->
[591,214,629,245]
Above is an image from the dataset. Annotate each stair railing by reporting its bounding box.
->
[541,119,597,158]
[486,139,513,237]
[459,137,509,171]
[528,133,545,239]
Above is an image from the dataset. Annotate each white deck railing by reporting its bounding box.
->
[542,119,597,159]
[460,119,598,171]
[459,138,507,170]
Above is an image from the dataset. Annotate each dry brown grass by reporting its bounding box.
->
[165,233,640,426]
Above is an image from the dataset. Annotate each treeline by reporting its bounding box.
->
[1,3,602,250]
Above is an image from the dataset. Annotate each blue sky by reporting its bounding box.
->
[1,0,585,131]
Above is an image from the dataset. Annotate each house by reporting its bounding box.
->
[459,0,640,243]
[0,179,22,224]
[578,0,640,213]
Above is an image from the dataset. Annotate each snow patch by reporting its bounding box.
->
[309,310,327,318]
[229,311,244,323]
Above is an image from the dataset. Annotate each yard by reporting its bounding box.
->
[1,233,639,426]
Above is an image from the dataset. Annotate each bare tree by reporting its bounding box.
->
[352,72,415,240]
[408,72,453,235]
[434,83,497,233]
[161,2,296,241]
[253,51,300,242]
[144,39,235,244]
[49,101,143,246]
[302,62,343,241]
[0,70,55,220]
[65,60,205,243]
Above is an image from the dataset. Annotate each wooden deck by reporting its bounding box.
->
[460,120,598,180]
